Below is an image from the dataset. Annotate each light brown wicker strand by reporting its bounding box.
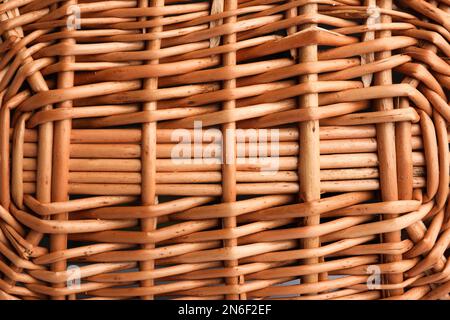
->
[50,0,76,300]
[399,1,449,296]
[221,0,240,301]
[422,2,450,300]
[298,2,322,291]
[0,95,10,208]
[374,0,403,297]
[0,7,52,298]
[138,0,163,301]
[0,0,449,300]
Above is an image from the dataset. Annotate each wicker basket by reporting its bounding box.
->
[0,0,449,300]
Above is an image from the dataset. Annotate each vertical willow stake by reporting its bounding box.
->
[298,2,322,291]
[210,0,224,49]
[221,0,241,300]
[375,0,403,297]
[138,0,164,300]
[51,0,77,300]
[361,0,380,88]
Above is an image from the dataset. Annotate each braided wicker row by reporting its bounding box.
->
[0,0,449,300]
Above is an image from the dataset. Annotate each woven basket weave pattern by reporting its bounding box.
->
[0,0,449,300]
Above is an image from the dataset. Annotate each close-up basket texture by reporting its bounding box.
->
[0,0,449,300]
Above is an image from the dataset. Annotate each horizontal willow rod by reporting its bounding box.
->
[16,136,424,158]
[10,124,424,143]
[21,167,426,184]
[20,152,429,172]
[22,178,427,196]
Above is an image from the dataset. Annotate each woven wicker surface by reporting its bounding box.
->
[0,0,449,300]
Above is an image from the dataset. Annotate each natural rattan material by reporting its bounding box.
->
[0,0,449,300]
